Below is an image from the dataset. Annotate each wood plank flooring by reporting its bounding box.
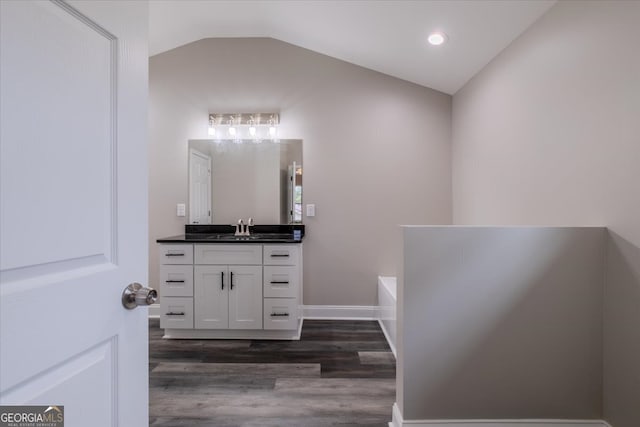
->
[149,319,396,426]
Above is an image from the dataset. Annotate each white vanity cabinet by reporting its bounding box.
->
[263,245,301,330]
[159,245,194,330]
[158,242,303,339]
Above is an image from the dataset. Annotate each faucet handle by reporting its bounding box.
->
[247,217,254,227]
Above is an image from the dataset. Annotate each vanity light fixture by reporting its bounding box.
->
[248,115,262,144]
[428,31,448,46]
[268,114,278,140]
[207,113,280,142]
[228,116,237,137]
[207,118,216,136]
[248,117,257,137]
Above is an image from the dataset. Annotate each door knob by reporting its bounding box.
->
[122,282,157,309]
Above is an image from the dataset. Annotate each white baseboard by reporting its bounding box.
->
[390,403,612,427]
[149,304,379,321]
[148,303,160,318]
[302,305,378,320]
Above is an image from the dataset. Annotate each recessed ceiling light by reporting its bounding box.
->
[428,32,447,46]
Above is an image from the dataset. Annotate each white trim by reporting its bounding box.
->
[390,403,612,427]
[378,319,397,358]
[150,304,381,321]
[148,303,160,318]
[302,305,378,320]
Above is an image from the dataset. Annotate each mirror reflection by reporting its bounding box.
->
[188,139,302,225]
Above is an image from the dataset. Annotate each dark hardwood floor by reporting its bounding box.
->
[149,318,396,426]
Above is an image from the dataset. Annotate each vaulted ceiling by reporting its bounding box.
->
[149,0,556,94]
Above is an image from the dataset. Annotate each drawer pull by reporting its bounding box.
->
[230,271,234,290]
[270,281,290,284]
[270,254,289,258]
[221,271,225,290]
[165,280,185,283]
[270,312,290,317]
[165,312,185,316]
[165,253,185,257]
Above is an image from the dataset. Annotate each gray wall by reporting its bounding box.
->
[604,232,640,427]
[451,1,640,426]
[149,38,452,305]
[399,226,605,420]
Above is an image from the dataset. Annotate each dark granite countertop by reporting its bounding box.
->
[157,224,304,244]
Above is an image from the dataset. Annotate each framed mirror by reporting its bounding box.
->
[188,139,302,225]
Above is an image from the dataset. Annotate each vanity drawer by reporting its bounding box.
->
[159,244,193,265]
[160,265,193,297]
[195,244,262,265]
[263,298,298,330]
[263,266,299,298]
[160,297,194,329]
[263,245,300,266]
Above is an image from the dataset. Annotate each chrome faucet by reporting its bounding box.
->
[234,218,254,236]
[235,219,244,236]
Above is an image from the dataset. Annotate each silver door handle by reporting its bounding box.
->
[122,282,157,309]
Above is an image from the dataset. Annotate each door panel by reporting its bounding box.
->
[0,1,149,425]
[0,0,115,274]
[229,266,263,329]
[1,339,116,426]
[194,266,229,329]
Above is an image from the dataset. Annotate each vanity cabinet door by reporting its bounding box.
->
[194,266,229,329]
[228,265,263,330]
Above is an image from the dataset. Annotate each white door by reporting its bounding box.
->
[0,1,149,426]
[228,266,263,329]
[189,149,211,224]
[194,266,229,329]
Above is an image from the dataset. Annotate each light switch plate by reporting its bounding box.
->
[177,203,186,217]
[306,204,316,217]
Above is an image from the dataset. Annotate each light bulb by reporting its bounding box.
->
[249,126,257,137]
[228,126,236,136]
[269,126,277,137]
[208,126,215,136]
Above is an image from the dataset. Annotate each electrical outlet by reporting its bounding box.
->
[177,203,186,217]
